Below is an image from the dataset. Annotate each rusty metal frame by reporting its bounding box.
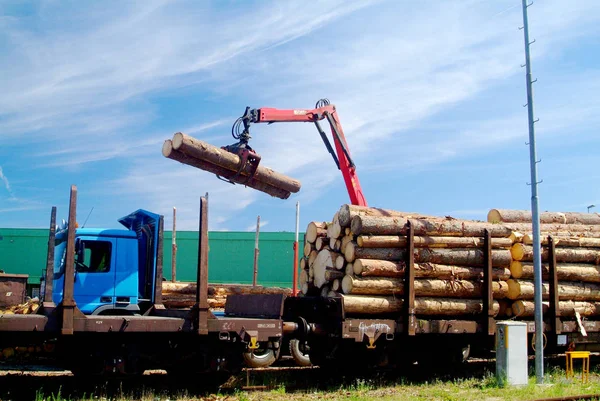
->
[547,235,561,335]
[43,206,57,309]
[196,195,209,335]
[482,229,495,335]
[60,185,80,335]
[153,215,165,309]
[404,221,416,336]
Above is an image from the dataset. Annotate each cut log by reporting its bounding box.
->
[313,249,339,288]
[341,235,353,254]
[502,223,600,234]
[511,244,600,264]
[345,243,511,266]
[300,258,306,270]
[523,235,600,248]
[308,250,318,267]
[345,243,405,262]
[341,275,508,298]
[488,209,600,225]
[332,279,341,292]
[338,204,429,228]
[306,222,327,243]
[328,290,339,298]
[507,279,600,301]
[353,259,510,280]
[301,282,309,295]
[299,269,308,285]
[171,133,301,194]
[320,286,330,298]
[304,242,313,257]
[345,228,351,236]
[327,212,342,239]
[163,141,291,199]
[350,215,514,237]
[357,235,513,249]
[324,269,345,282]
[334,239,341,252]
[315,237,328,251]
[345,262,354,276]
[510,262,600,283]
[335,254,345,270]
[341,295,499,316]
[512,300,600,318]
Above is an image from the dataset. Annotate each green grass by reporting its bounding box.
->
[30,370,600,401]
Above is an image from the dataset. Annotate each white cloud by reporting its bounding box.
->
[0,166,12,195]
[245,220,269,232]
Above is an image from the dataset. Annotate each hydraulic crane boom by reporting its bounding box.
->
[224,99,367,206]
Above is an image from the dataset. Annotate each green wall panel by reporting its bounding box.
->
[0,229,302,288]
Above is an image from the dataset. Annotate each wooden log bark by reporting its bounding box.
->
[341,295,500,316]
[502,223,600,234]
[341,276,508,298]
[163,141,291,199]
[488,209,600,225]
[510,261,600,282]
[512,300,600,318]
[338,204,429,228]
[507,279,600,301]
[353,259,510,280]
[171,132,301,194]
[350,215,514,237]
[356,235,513,249]
[345,243,511,266]
[511,244,600,264]
[523,235,600,248]
[306,222,327,243]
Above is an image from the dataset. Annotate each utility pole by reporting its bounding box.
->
[521,0,544,383]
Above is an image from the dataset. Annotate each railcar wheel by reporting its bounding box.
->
[289,339,312,367]
[242,344,280,368]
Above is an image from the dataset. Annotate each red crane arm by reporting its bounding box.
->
[251,103,367,206]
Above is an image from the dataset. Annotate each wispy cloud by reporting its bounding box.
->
[0,166,13,197]
[246,220,269,232]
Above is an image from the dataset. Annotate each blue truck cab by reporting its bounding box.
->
[50,210,161,315]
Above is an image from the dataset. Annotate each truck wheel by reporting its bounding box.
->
[242,344,280,368]
[289,339,312,367]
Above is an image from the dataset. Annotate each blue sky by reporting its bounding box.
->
[0,0,599,232]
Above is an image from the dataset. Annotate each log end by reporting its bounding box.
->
[172,132,184,150]
[350,215,363,236]
[162,140,173,157]
[510,261,523,279]
[341,275,354,294]
[510,243,525,261]
[487,209,502,224]
[345,242,356,263]
[507,279,521,300]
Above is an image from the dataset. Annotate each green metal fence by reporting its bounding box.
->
[0,229,301,288]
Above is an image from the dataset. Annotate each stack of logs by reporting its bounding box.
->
[299,205,600,323]
[299,205,514,318]
[162,282,292,310]
[488,209,600,319]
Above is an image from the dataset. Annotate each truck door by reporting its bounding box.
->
[73,237,117,314]
[113,237,139,312]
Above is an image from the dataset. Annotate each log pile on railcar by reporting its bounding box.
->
[299,205,600,325]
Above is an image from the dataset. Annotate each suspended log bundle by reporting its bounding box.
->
[162,282,292,310]
[299,205,514,319]
[163,133,301,199]
[487,208,600,323]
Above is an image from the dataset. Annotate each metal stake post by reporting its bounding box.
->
[292,202,300,296]
[253,216,260,287]
[521,0,544,383]
[172,207,177,282]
